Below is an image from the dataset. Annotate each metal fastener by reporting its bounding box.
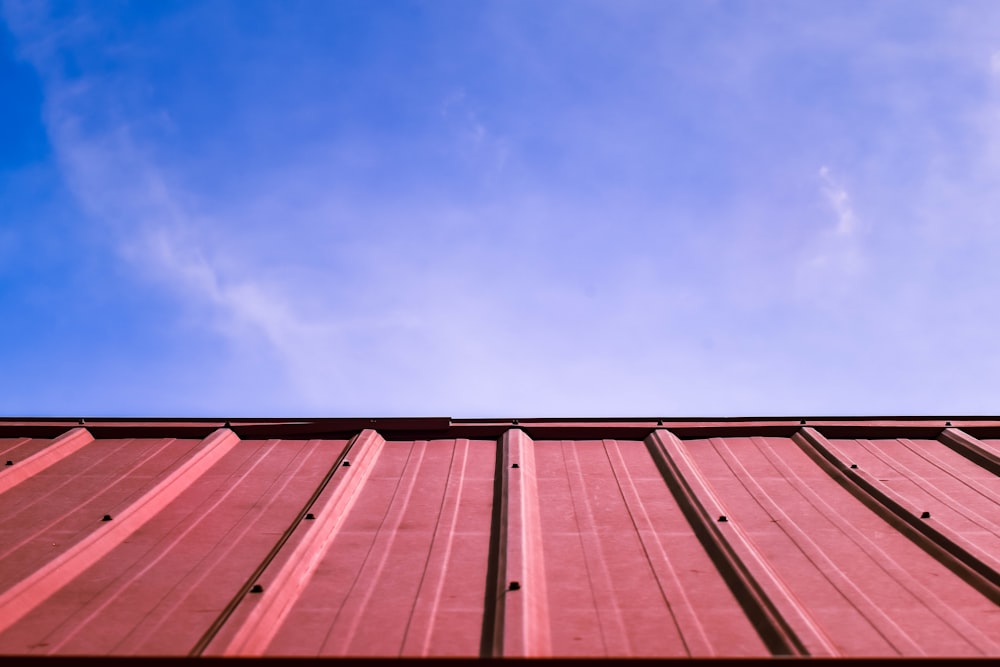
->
[511,463,519,469]
[4,460,12,466]
[921,511,931,519]
[718,515,728,522]
[342,461,351,467]
[849,464,858,469]
[305,513,315,520]
[102,515,112,522]
[250,584,264,593]
[509,581,521,591]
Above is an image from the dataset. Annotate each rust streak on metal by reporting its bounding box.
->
[0,427,239,635]
[220,429,386,656]
[645,430,818,656]
[938,427,1000,476]
[500,428,551,658]
[794,427,1000,605]
[0,428,94,496]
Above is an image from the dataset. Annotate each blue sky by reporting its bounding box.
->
[2,0,1000,418]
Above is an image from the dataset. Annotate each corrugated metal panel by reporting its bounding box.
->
[0,417,998,659]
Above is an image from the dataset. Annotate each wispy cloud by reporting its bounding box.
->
[8,1,1000,416]
[792,165,866,304]
[440,89,509,177]
[2,39,696,414]
[818,166,859,237]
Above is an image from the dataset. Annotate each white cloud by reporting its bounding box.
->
[440,89,509,175]
[11,0,1000,417]
[818,166,859,237]
[792,166,867,302]
[6,61,702,415]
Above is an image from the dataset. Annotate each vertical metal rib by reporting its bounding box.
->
[938,427,1000,476]
[794,426,1000,604]
[189,431,362,656]
[0,427,94,496]
[218,429,386,656]
[480,432,508,657]
[644,430,813,656]
[491,428,551,658]
[0,427,239,636]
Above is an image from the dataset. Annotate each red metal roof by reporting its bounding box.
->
[0,416,998,659]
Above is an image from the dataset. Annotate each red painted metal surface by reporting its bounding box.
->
[0,417,998,659]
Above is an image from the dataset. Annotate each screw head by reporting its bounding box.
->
[305,513,315,520]
[4,460,12,466]
[342,461,351,467]
[250,584,264,593]
[849,463,858,469]
[508,581,521,591]
[511,463,519,469]
[717,515,728,522]
[102,514,112,522]
[921,511,931,519]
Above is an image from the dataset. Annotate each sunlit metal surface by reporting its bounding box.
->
[0,417,998,658]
